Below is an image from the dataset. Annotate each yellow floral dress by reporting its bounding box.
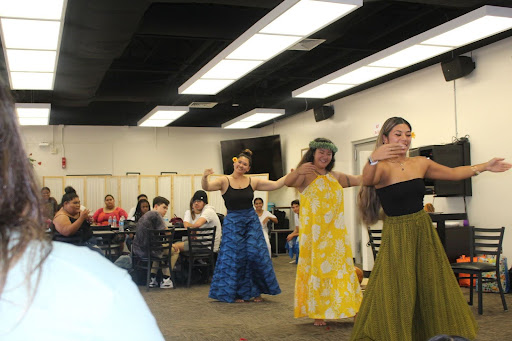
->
[295,173,362,319]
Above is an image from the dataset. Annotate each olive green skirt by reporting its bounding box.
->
[351,210,478,341]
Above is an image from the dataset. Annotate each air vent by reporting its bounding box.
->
[288,38,326,51]
[189,102,218,108]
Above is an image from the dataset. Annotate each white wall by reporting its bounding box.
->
[21,36,512,260]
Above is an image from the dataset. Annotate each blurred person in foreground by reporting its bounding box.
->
[0,82,164,340]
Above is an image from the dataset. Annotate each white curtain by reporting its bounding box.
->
[86,177,106,212]
[172,175,193,218]
[140,176,157,204]
[120,176,139,213]
[157,176,172,220]
[65,176,85,207]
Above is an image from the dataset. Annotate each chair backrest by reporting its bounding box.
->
[147,228,175,257]
[470,226,505,262]
[367,227,382,260]
[187,226,216,256]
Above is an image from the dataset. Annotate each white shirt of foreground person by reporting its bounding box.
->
[258,210,276,257]
[1,241,164,340]
[183,204,222,252]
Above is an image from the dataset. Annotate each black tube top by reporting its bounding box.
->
[376,178,425,216]
[222,177,254,210]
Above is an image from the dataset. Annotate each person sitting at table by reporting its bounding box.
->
[41,186,58,222]
[174,190,222,253]
[286,199,300,264]
[52,192,100,253]
[132,196,178,289]
[0,79,164,340]
[253,197,277,257]
[127,194,148,220]
[93,194,128,226]
[62,186,87,211]
[125,198,151,251]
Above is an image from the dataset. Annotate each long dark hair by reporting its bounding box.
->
[134,199,150,222]
[296,137,336,172]
[358,117,412,225]
[0,82,51,301]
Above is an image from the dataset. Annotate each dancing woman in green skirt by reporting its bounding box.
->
[351,117,511,341]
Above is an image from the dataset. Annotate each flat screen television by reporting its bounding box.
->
[220,135,284,181]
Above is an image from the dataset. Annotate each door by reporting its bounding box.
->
[352,138,381,271]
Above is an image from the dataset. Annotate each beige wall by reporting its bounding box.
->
[22,36,512,260]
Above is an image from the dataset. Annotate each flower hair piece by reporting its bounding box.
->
[232,157,238,162]
[308,140,338,153]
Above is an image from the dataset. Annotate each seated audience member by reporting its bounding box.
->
[62,186,87,211]
[93,194,128,225]
[0,82,164,339]
[41,186,58,222]
[132,196,178,289]
[175,190,222,253]
[125,198,150,250]
[253,197,277,257]
[127,194,148,220]
[53,192,99,252]
[286,199,300,264]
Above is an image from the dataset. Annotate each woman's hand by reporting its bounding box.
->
[263,217,269,225]
[203,168,214,177]
[296,162,317,175]
[371,143,407,161]
[80,208,90,220]
[485,158,512,173]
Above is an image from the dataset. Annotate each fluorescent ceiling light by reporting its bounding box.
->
[260,0,360,36]
[294,83,354,98]
[179,0,363,95]
[202,59,264,79]
[0,0,65,20]
[293,5,512,99]
[222,108,285,129]
[329,66,397,84]
[11,72,54,90]
[6,49,57,72]
[15,103,51,125]
[1,18,60,49]
[369,45,452,68]
[137,106,189,127]
[180,79,236,95]
[226,34,302,61]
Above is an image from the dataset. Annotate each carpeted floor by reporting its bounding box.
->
[140,256,511,341]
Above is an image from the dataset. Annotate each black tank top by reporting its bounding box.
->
[53,215,93,241]
[222,177,254,210]
[376,178,425,216]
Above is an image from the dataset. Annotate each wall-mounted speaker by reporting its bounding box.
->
[314,105,334,122]
[441,56,475,82]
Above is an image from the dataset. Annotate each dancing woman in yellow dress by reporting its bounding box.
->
[285,138,363,326]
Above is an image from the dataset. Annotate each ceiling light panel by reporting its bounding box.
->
[260,0,360,37]
[329,66,397,84]
[137,106,189,127]
[226,34,302,61]
[221,108,284,129]
[6,49,57,72]
[180,79,236,95]
[421,16,512,47]
[11,72,54,90]
[293,5,512,99]
[1,18,60,49]
[15,103,51,125]
[202,59,264,79]
[179,0,363,95]
[0,0,65,20]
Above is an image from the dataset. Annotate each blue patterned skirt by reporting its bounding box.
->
[208,208,281,302]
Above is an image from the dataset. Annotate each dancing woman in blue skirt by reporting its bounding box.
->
[202,149,287,303]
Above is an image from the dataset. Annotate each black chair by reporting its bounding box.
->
[367,227,382,260]
[450,226,507,315]
[96,234,122,261]
[132,228,175,291]
[180,226,216,287]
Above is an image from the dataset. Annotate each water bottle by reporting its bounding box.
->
[108,216,112,226]
[163,216,169,226]
[113,216,117,228]
[119,216,125,232]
